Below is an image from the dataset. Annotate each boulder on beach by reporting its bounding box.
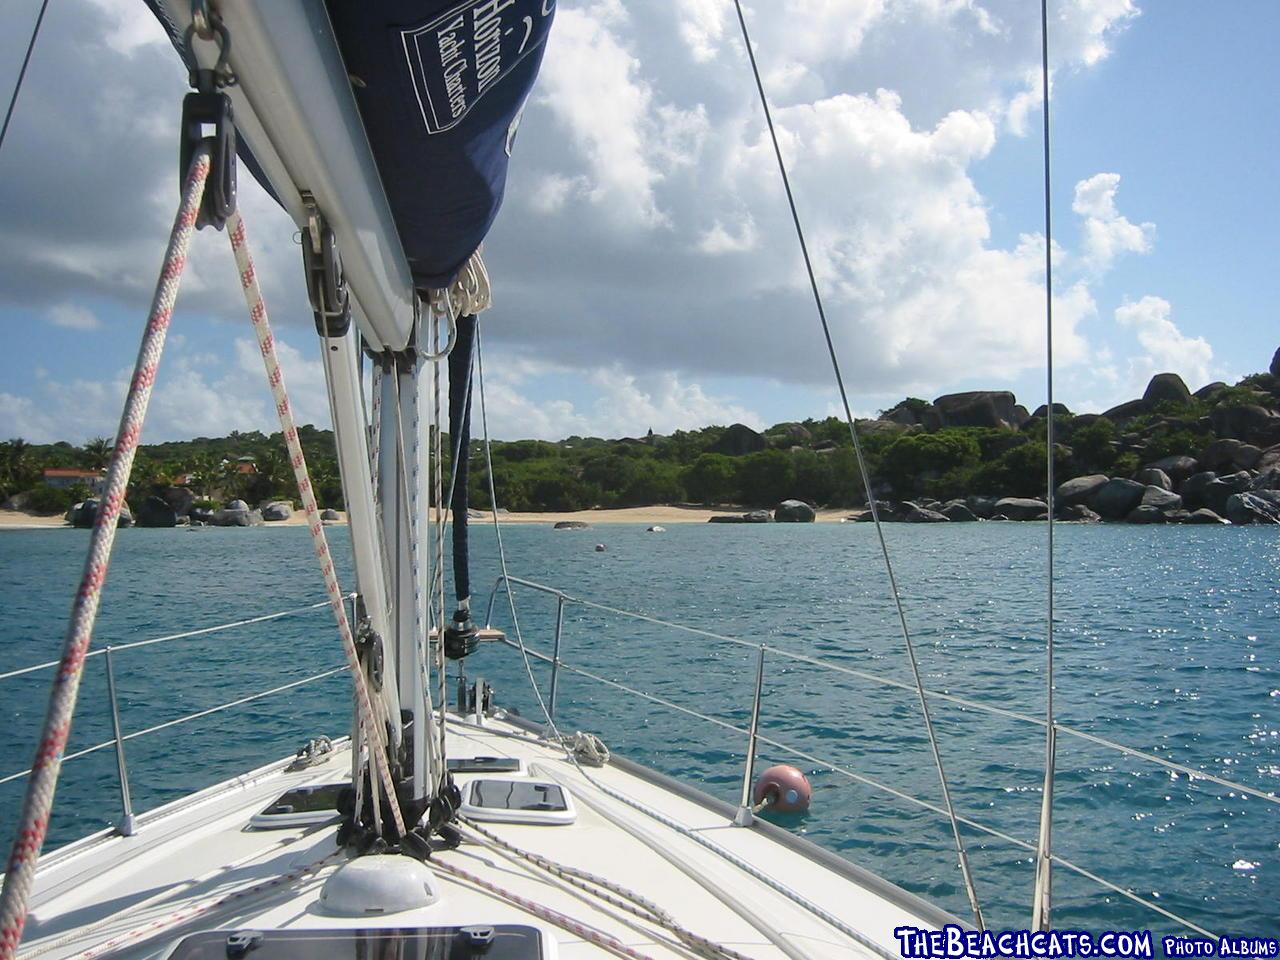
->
[1126,504,1168,524]
[1210,405,1280,445]
[711,423,766,456]
[933,391,1020,430]
[1056,504,1100,522]
[1101,398,1149,423]
[901,502,949,522]
[941,501,978,522]
[1056,474,1108,506]
[136,495,177,528]
[1180,471,1217,509]
[70,499,132,528]
[774,499,816,523]
[1198,439,1259,473]
[1142,372,1192,407]
[1140,485,1182,511]
[1183,508,1228,525]
[709,510,772,524]
[965,495,999,519]
[1148,456,1199,485]
[162,486,195,518]
[1135,468,1172,491]
[211,507,257,527]
[994,497,1048,520]
[320,508,341,521]
[262,501,293,522]
[1090,478,1146,519]
[1204,471,1253,514]
[1225,491,1280,525]
[226,499,249,512]
[1252,468,1280,492]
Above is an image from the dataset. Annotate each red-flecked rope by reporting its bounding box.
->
[224,209,406,839]
[432,858,655,960]
[0,146,212,960]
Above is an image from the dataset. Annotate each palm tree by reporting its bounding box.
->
[81,437,113,470]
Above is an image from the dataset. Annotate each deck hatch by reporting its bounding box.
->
[459,778,577,825]
[249,783,346,829]
[164,926,546,960]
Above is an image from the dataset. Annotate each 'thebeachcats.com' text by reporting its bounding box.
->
[893,926,1279,959]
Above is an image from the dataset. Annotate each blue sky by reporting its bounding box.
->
[0,0,1276,444]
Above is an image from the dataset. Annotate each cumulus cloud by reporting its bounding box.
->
[1,0,1180,441]
[0,333,331,445]
[1114,295,1214,391]
[1073,172,1154,271]
[47,304,101,331]
[478,354,763,440]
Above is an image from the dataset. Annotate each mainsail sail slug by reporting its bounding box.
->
[144,0,554,338]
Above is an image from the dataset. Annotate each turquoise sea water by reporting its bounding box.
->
[0,522,1276,936]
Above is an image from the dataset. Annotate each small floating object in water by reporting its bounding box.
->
[646,525,666,533]
[753,764,812,813]
[594,543,606,552]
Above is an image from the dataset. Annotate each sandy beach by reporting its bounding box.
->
[1,504,858,530]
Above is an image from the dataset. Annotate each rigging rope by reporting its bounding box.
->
[726,0,985,929]
[430,858,655,960]
[1032,0,1059,930]
[0,145,211,960]
[225,209,405,839]
[458,820,754,960]
[0,0,51,161]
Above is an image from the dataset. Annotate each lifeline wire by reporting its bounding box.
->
[1032,0,1058,930]
[476,333,899,960]
[727,0,985,929]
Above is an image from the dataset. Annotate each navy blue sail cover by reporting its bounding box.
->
[325,0,555,289]
[145,0,554,291]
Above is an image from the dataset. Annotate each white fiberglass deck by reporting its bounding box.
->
[17,712,957,960]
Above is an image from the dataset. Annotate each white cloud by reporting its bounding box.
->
[0,334,331,444]
[1114,295,1214,391]
[478,354,762,440]
[1073,172,1154,270]
[2,0,1190,441]
[536,3,706,227]
[48,303,101,331]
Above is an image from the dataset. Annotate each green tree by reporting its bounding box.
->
[682,454,736,503]
[734,450,795,505]
[880,431,980,497]
[81,437,112,470]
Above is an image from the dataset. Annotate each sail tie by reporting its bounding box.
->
[0,146,212,960]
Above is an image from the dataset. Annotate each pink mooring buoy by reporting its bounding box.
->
[752,764,812,813]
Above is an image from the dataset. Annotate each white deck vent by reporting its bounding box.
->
[318,854,440,916]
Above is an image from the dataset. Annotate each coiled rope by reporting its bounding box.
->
[0,146,212,960]
[225,210,406,839]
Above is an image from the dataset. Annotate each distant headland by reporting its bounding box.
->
[2,350,1279,529]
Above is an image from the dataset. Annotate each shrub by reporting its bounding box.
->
[26,484,76,514]
[880,431,980,497]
